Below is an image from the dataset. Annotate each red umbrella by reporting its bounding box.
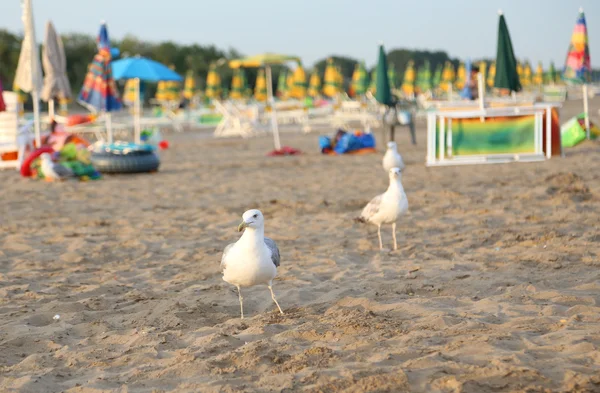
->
[0,81,6,112]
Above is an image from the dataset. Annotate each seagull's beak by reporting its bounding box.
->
[237,221,248,232]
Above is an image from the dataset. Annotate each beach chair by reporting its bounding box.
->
[213,100,260,138]
[0,92,34,170]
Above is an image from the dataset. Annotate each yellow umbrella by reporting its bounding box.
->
[522,62,532,88]
[205,63,222,99]
[254,68,267,101]
[455,62,466,90]
[230,68,244,99]
[290,65,307,99]
[335,66,344,93]
[479,61,487,86]
[183,70,197,100]
[308,71,321,97]
[533,62,544,86]
[286,72,294,99]
[487,62,496,88]
[401,60,415,96]
[123,78,139,106]
[323,58,339,98]
[441,61,455,92]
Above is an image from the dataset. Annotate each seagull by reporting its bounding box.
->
[356,167,408,251]
[221,209,284,319]
[382,141,405,172]
[40,152,74,181]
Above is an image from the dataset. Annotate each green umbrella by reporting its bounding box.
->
[387,63,397,90]
[432,63,443,89]
[276,69,288,98]
[375,45,393,106]
[419,60,432,92]
[547,61,557,84]
[494,11,521,92]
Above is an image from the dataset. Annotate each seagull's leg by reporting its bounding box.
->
[268,284,284,315]
[377,224,383,251]
[392,222,398,251]
[236,285,244,319]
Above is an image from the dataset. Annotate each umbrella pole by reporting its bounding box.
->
[583,84,590,139]
[32,91,41,147]
[266,65,281,151]
[49,99,55,119]
[135,78,141,144]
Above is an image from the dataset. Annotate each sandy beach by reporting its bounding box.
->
[1,99,600,392]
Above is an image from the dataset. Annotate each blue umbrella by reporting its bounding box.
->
[112,57,183,82]
[460,58,473,99]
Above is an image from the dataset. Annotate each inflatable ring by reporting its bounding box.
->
[20,146,54,177]
[90,147,160,174]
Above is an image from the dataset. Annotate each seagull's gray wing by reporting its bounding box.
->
[220,243,235,271]
[53,163,74,178]
[264,237,280,267]
[360,194,383,221]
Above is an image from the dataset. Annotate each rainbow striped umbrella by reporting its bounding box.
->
[308,70,321,97]
[254,68,267,101]
[401,60,415,97]
[563,8,592,138]
[290,65,308,99]
[351,62,369,97]
[229,68,244,99]
[183,70,197,100]
[533,62,544,86]
[78,22,121,113]
[322,58,339,98]
[205,63,221,99]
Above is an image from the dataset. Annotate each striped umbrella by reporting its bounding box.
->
[276,69,288,98]
[205,63,221,99]
[487,62,496,88]
[230,68,244,99]
[123,78,140,106]
[455,62,466,90]
[254,68,267,101]
[419,60,432,93]
[351,62,369,97]
[368,69,377,94]
[522,61,532,88]
[322,58,339,98]
[432,63,443,90]
[563,8,592,138]
[183,70,197,100]
[401,60,415,97]
[286,72,295,98]
[388,63,397,90]
[290,65,308,99]
[533,62,544,86]
[308,70,321,97]
[240,68,252,98]
[547,61,557,84]
[441,61,455,92]
[155,80,180,101]
[78,22,121,143]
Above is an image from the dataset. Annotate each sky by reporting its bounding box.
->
[2,0,597,68]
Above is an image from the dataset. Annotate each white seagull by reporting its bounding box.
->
[221,209,284,319]
[40,152,74,181]
[382,141,405,172]
[356,167,408,251]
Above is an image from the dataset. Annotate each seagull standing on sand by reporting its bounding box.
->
[382,141,405,172]
[40,152,73,181]
[221,209,284,319]
[356,167,408,251]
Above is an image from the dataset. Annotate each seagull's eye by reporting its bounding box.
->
[253,214,258,218]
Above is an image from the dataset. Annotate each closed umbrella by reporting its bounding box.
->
[375,45,393,106]
[460,59,473,99]
[351,62,369,97]
[487,62,496,88]
[323,58,338,98]
[522,61,532,88]
[290,65,307,99]
[276,69,288,98]
[308,70,321,98]
[455,62,466,90]
[205,63,221,99]
[183,70,197,100]
[368,69,377,94]
[533,62,544,86]
[401,60,415,97]
[441,61,455,93]
[41,21,71,119]
[563,8,592,138]
[78,22,122,143]
[13,0,42,146]
[388,63,397,90]
[547,61,557,85]
[432,63,442,91]
[419,60,432,93]
[230,68,244,100]
[494,11,522,93]
[254,68,267,101]
[123,78,140,106]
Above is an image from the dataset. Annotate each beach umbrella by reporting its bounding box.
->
[368,69,377,94]
[290,65,308,99]
[183,70,197,100]
[78,22,122,143]
[308,70,321,98]
[123,78,140,106]
[388,63,397,90]
[286,72,295,98]
[375,44,393,106]
[240,68,252,98]
[533,62,544,86]
[516,61,524,83]
[13,0,43,146]
[41,21,71,119]
[460,59,473,99]
[522,61,532,88]
[441,61,455,92]
[276,69,288,98]
[0,81,6,112]
[419,60,432,93]
[547,61,557,84]
[487,62,496,88]
[563,8,592,138]
[401,60,415,97]
[432,63,443,90]
[335,66,344,93]
[323,58,339,98]
[479,61,487,86]
[351,62,369,97]
[455,62,466,90]
[493,11,521,93]
[205,63,221,99]
[229,68,244,100]
[254,68,267,101]
[229,53,301,153]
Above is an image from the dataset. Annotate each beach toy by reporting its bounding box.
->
[158,140,169,150]
[90,142,160,174]
[20,146,54,177]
